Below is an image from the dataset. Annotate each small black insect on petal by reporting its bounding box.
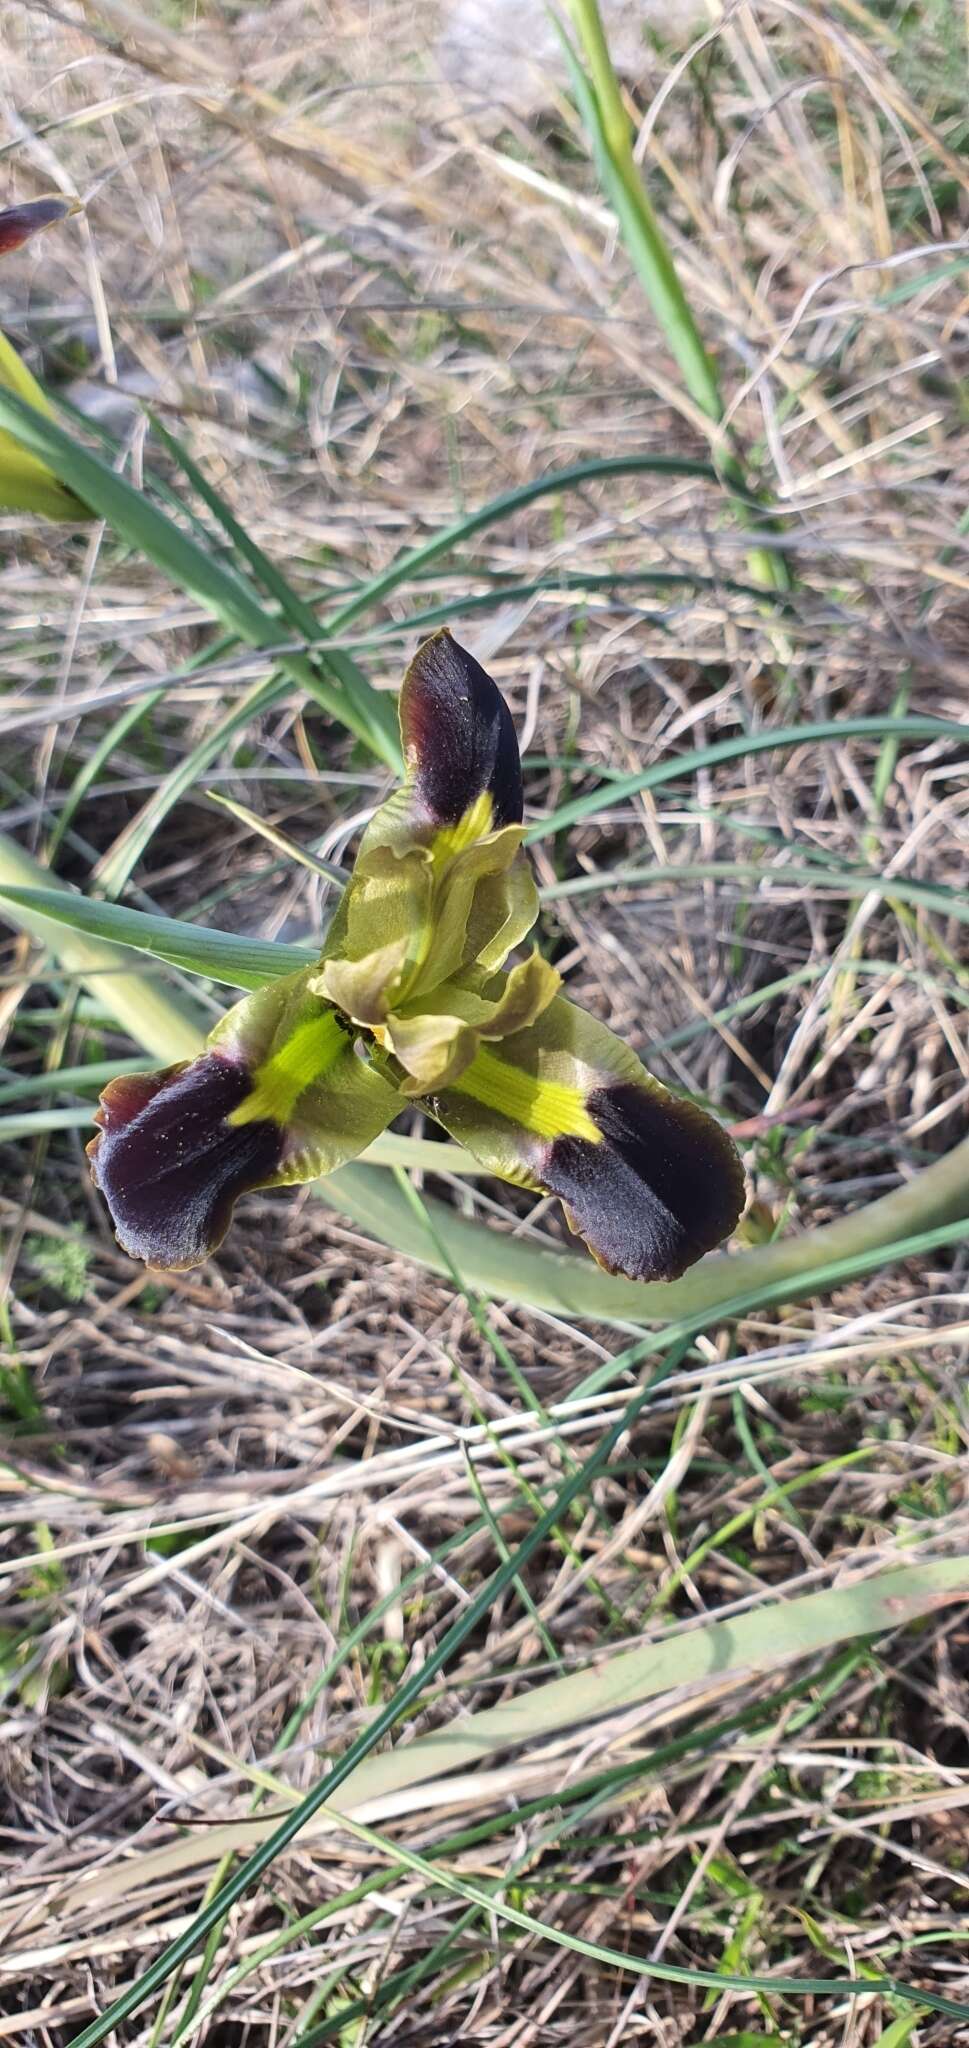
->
[542,1080,745,1284]
[88,1052,281,1270]
[401,629,523,829]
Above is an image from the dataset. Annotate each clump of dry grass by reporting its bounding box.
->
[1,0,968,2041]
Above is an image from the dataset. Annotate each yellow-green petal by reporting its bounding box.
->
[385,951,561,1095]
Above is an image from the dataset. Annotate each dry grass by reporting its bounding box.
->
[1,0,968,2041]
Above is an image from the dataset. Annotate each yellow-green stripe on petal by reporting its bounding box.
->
[457,1045,599,1142]
[430,791,494,867]
[229,1007,347,1126]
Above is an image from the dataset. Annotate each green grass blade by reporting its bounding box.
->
[64,1555,969,2044]
[302,1775,969,2026]
[0,389,289,641]
[92,672,292,898]
[528,713,968,841]
[0,833,206,1062]
[146,418,403,764]
[651,959,969,1056]
[559,2,722,425]
[0,1058,146,1108]
[325,456,719,632]
[45,686,167,863]
[542,857,969,927]
[557,0,790,593]
[64,1351,682,2047]
[0,1107,111,1139]
[150,414,326,640]
[0,884,316,989]
[0,386,401,768]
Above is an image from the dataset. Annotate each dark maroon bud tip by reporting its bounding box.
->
[0,197,79,256]
[400,629,523,829]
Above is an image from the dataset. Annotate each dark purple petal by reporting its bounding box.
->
[542,1080,746,1283]
[88,1053,281,1270]
[401,629,523,829]
[0,197,77,256]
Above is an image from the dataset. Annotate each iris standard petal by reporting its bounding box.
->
[317,631,536,1022]
[400,628,523,830]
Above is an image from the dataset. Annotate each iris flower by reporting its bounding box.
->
[89,632,745,1279]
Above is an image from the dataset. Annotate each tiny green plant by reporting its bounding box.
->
[87,629,744,1278]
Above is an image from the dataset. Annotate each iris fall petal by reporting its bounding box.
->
[89,971,404,1268]
[424,992,745,1283]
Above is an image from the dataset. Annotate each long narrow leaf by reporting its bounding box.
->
[560,2,722,424]
[326,455,720,632]
[0,833,205,1062]
[0,385,400,767]
[542,857,969,927]
[529,713,968,840]
[558,0,789,592]
[0,884,316,989]
[150,414,325,640]
[30,1540,966,2031]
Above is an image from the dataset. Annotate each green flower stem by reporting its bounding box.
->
[563,0,722,426]
[560,0,790,593]
[2,829,967,1328]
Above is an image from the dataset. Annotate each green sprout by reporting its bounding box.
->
[88,631,744,1280]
